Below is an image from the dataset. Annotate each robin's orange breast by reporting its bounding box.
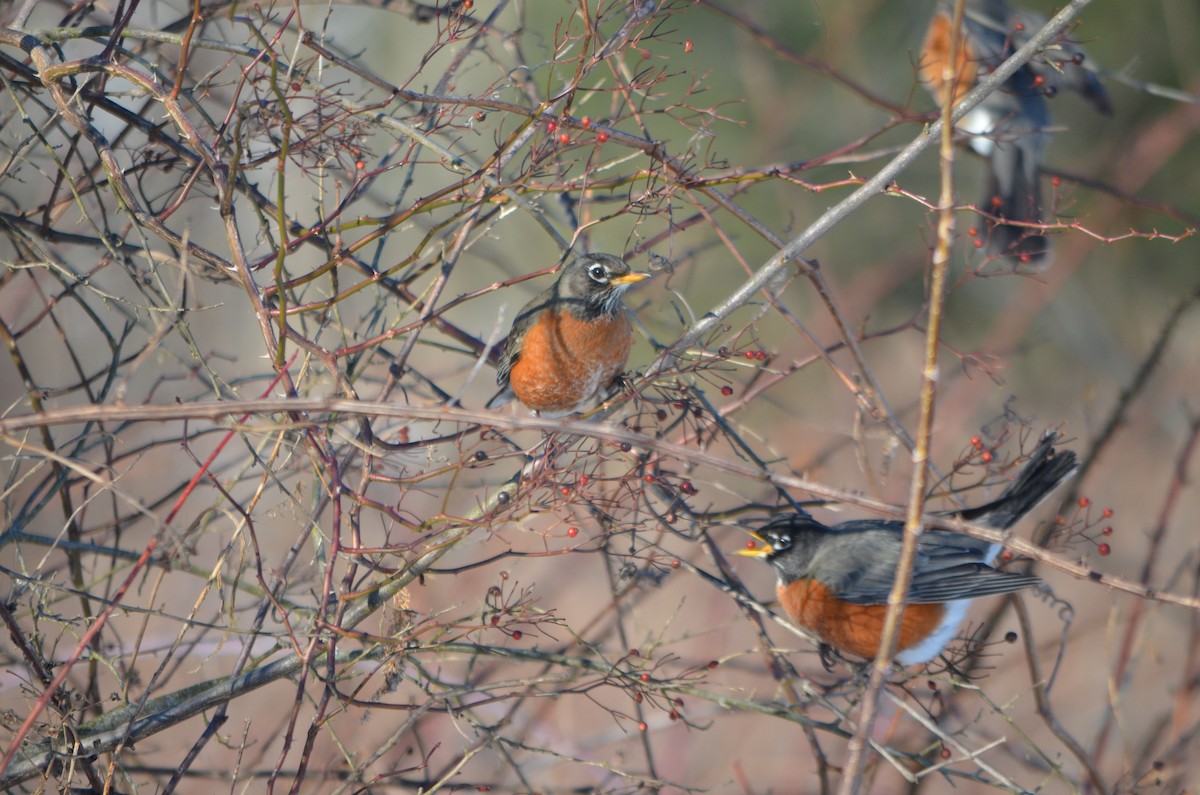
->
[777,579,947,661]
[920,12,980,106]
[507,309,633,414]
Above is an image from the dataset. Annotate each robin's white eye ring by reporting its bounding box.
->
[587,264,608,282]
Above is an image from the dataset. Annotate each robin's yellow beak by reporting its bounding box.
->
[733,531,771,558]
[609,272,649,286]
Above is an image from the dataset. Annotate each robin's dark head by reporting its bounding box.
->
[734,510,829,583]
[555,253,648,319]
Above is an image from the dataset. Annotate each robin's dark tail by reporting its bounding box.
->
[978,65,1053,267]
[960,432,1078,529]
[983,135,1050,265]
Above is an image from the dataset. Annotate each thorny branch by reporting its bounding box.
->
[1,0,1198,792]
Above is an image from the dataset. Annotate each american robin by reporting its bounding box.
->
[920,0,1111,266]
[486,253,649,417]
[736,433,1077,665]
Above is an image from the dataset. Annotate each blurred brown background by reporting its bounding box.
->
[1,0,1198,792]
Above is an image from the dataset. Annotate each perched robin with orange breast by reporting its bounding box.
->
[920,0,1111,266]
[736,433,1077,666]
[487,253,649,417]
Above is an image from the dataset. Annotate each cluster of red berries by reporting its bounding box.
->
[544,118,608,146]
[967,435,994,463]
[1077,497,1115,556]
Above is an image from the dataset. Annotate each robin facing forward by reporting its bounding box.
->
[487,253,648,417]
[920,0,1111,266]
[736,433,1077,665]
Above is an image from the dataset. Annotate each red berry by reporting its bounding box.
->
[640,673,650,682]
[629,648,640,657]
[558,133,570,144]
[981,451,993,462]
[1098,543,1111,556]
[745,351,756,360]
[634,692,643,703]
[745,540,756,550]
[1052,175,1061,187]
[1102,508,1114,518]
[597,131,608,143]
[561,486,570,495]
[720,386,733,396]
[578,475,589,486]
[684,39,694,53]
[674,698,683,707]
[546,120,557,132]
[970,436,981,448]
[638,721,648,732]
[1079,497,1090,508]
[644,474,655,483]
[580,116,591,128]
[567,527,578,538]
[967,227,978,237]
[756,350,767,361]
[973,239,984,249]
[1102,526,1113,536]
[1001,550,1014,562]
[670,560,681,569]
[669,710,679,721]
[941,747,952,760]
[491,615,500,625]
[512,630,522,640]
[707,660,719,669]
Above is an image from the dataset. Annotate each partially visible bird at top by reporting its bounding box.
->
[921,0,1112,266]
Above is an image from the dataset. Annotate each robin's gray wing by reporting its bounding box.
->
[905,564,1041,603]
[997,4,1113,115]
[814,528,1038,605]
[957,0,1110,114]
